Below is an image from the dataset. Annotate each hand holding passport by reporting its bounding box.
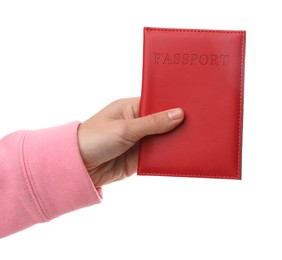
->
[137,27,246,179]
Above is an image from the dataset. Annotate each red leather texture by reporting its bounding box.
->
[137,27,246,179]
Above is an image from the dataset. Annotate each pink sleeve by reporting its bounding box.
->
[0,122,102,238]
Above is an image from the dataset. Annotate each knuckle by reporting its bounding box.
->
[150,113,164,128]
[142,113,166,135]
[115,121,137,146]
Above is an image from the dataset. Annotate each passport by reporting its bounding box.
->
[137,27,246,179]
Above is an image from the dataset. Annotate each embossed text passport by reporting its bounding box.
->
[137,27,246,179]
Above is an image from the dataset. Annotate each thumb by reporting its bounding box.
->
[130,108,185,140]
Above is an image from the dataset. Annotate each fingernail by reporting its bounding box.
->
[168,108,183,120]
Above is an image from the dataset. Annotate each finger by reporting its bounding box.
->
[130,108,185,141]
[94,97,141,120]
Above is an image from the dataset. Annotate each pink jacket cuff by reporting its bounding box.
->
[0,121,102,238]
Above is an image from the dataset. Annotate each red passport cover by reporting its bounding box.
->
[137,27,246,179]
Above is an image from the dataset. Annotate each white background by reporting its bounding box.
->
[1,0,282,259]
